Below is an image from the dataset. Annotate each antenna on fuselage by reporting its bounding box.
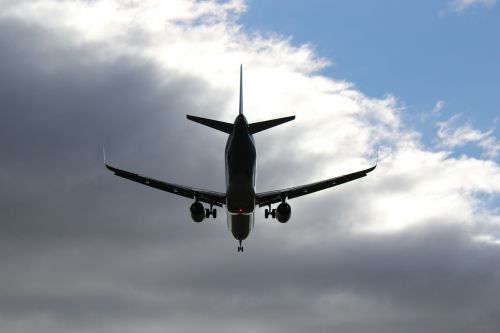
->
[239,64,243,115]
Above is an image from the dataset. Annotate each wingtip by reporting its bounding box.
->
[102,145,114,171]
[368,149,379,172]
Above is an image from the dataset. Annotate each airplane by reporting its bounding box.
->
[105,65,376,252]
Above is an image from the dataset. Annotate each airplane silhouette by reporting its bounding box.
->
[105,65,376,252]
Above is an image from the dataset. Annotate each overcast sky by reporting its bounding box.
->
[1,1,500,332]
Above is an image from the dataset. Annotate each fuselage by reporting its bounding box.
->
[225,114,256,241]
[105,67,375,252]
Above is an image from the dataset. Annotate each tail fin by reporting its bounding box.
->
[239,65,294,134]
[248,116,295,134]
[186,115,233,134]
[187,66,294,135]
[239,64,243,115]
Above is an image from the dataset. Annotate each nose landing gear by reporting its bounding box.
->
[237,240,244,252]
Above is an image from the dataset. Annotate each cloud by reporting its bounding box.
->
[418,99,445,122]
[443,0,497,13]
[432,100,445,114]
[0,1,500,333]
[437,114,500,158]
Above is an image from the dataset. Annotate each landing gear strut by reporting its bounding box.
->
[237,240,244,252]
[205,204,217,218]
[265,204,276,219]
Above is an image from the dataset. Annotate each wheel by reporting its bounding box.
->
[271,209,276,219]
[265,208,270,219]
[205,208,210,218]
[212,208,217,219]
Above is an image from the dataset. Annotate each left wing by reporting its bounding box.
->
[256,165,376,207]
[106,164,226,207]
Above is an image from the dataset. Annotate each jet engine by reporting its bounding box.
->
[190,202,205,222]
[276,202,291,223]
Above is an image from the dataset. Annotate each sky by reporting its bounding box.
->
[0,1,499,332]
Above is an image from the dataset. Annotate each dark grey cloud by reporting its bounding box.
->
[0,19,228,244]
[1,13,500,333]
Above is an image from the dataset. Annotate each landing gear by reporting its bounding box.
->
[237,240,244,252]
[265,205,276,219]
[205,204,217,218]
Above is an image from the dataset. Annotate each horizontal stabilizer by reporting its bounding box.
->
[187,115,233,134]
[248,116,295,134]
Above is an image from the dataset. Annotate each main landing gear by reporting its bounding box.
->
[265,205,276,219]
[205,204,217,218]
[237,240,244,252]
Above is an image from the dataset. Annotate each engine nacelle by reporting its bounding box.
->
[190,202,205,223]
[276,202,291,223]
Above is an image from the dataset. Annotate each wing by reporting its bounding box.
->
[105,164,226,207]
[256,165,376,207]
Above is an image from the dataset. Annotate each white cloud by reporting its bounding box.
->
[445,0,496,13]
[437,115,500,158]
[417,99,445,122]
[474,233,500,245]
[432,100,445,114]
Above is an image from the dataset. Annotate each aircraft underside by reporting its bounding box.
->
[227,212,254,252]
[105,65,376,252]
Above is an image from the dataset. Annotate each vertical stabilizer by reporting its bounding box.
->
[239,64,243,115]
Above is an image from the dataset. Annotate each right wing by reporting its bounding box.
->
[256,165,376,207]
[105,164,226,207]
